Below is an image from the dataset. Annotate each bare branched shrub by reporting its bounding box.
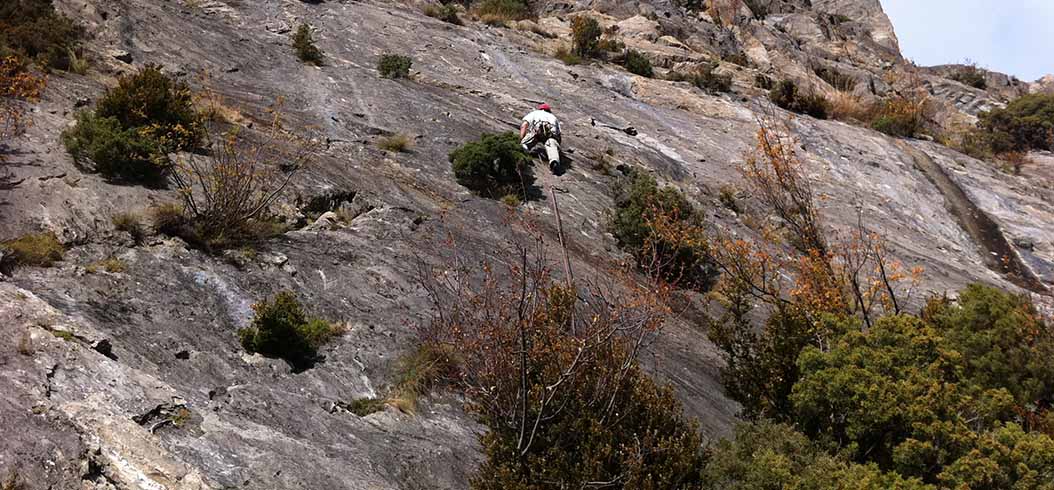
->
[418,226,704,487]
[168,97,316,249]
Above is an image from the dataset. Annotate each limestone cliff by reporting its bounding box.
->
[1,0,1051,488]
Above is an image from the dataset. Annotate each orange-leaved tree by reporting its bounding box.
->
[707,117,922,419]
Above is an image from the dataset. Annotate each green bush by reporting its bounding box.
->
[63,65,202,185]
[624,49,653,78]
[922,284,1054,405]
[704,422,933,490]
[770,80,829,119]
[0,0,83,70]
[710,280,1054,489]
[611,171,715,290]
[377,54,412,79]
[423,4,462,25]
[292,23,323,65]
[790,285,1054,483]
[871,114,915,138]
[238,291,342,372]
[710,308,851,420]
[978,93,1054,152]
[449,132,532,199]
[1,231,63,268]
[570,16,601,57]
[937,423,1054,490]
[62,112,168,184]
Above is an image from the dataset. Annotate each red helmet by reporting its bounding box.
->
[538,103,551,111]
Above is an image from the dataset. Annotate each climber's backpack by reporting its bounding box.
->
[531,120,558,140]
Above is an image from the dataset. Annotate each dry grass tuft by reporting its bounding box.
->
[377,133,413,153]
[2,232,64,268]
[827,91,875,123]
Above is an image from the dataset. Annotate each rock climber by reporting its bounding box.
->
[520,103,562,173]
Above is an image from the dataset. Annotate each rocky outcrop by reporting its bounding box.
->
[1032,74,1054,94]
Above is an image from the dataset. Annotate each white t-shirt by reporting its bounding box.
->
[522,110,561,135]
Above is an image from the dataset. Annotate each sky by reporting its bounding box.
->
[880,0,1054,81]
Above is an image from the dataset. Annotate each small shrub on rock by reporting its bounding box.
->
[770,80,829,119]
[377,133,412,153]
[570,15,601,57]
[292,24,323,65]
[238,291,342,372]
[871,113,915,137]
[449,132,532,199]
[112,212,145,244]
[597,36,624,52]
[554,47,583,65]
[62,65,202,185]
[670,62,732,94]
[624,49,653,78]
[347,397,387,416]
[718,185,739,212]
[611,171,715,290]
[0,0,84,70]
[423,4,462,25]
[148,203,188,237]
[94,64,201,148]
[870,96,927,138]
[950,63,987,89]
[1,231,63,269]
[377,54,412,79]
[62,112,168,184]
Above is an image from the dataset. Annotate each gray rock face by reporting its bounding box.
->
[812,0,900,52]
[1,0,1051,488]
